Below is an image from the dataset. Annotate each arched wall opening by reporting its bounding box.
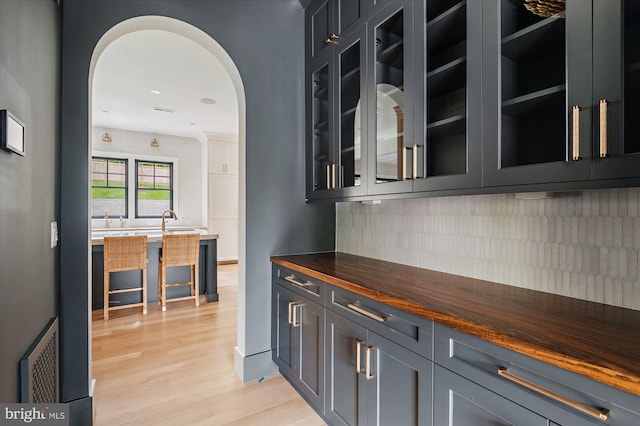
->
[87,15,247,382]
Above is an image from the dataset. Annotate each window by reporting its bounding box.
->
[135,160,173,217]
[91,157,128,218]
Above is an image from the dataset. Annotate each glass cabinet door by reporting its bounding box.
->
[592,0,640,179]
[310,60,332,194]
[414,0,482,192]
[368,1,414,195]
[337,33,364,191]
[482,0,592,186]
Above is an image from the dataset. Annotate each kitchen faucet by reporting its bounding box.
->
[104,210,112,229]
[161,209,178,232]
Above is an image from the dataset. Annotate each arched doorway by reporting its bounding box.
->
[88,15,246,380]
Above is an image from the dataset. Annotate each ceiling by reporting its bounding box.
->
[92,29,238,140]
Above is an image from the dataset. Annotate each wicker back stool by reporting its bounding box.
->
[158,233,200,312]
[103,235,148,320]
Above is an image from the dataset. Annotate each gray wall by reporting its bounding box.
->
[60,0,334,406]
[0,0,60,402]
[337,188,640,311]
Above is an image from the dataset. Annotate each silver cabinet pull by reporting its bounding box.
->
[331,163,337,189]
[572,106,581,160]
[356,340,364,373]
[365,346,374,380]
[498,368,610,421]
[326,164,331,190]
[413,144,419,179]
[284,275,311,287]
[347,303,386,322]
[600,99,608,158]
[401,146,409,180]
[291,303,300,328]
[340,165,344,189]
[287,301,296,325]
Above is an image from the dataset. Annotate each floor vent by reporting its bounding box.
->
[20,317,59,403]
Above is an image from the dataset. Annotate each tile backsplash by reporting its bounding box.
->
[336,189,640,311]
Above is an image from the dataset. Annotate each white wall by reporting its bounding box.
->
[91,126,205,228]
[337,188,640,311]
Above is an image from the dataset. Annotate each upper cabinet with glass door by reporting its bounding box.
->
[367,0,415,196]
[306,0,369,200]
[413,0,483,193]
[591,0,640,179]
[482,0,593,186]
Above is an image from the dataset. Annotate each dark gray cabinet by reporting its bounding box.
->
[434,365,547,425]
[434,324,640,426]
[271,269,325,413]
[412,0,483,193]
[271,261,640,425]
[325,310,433,426]
[483,0,640,187]
[305,0,640,202]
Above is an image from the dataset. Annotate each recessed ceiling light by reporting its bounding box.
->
[200,97,216,105]
[150,89,161,95]
[153,106,176,113]
[102,110,109,113]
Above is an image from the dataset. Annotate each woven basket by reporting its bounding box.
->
[524,0,565,18]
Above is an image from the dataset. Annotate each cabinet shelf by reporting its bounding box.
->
[341,106,357,117]
[427,114,465,139]
[315,120,329,131]
[314,86,329,98]
[627,61,640,74]
[427,56,466,97]
[341,66,361,82]
[501,17,564,61]
[427,1,466,52]
[502,84,565,117]
[377,39,404,66]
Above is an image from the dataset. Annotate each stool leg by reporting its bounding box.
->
[157,258,161,306]
[161,264,167,312]
[142,265,148,315]
[104,270,109,321]
[194,264,200,307]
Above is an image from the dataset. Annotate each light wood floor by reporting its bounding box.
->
[92,264,326,426]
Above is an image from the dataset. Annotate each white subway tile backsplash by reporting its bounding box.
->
[336,188,640,311]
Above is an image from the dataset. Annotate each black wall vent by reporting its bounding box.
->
[20,317,59,403]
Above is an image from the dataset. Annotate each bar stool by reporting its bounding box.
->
[158,233,200,312]
[103,235,148,320]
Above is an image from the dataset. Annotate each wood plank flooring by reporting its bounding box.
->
[92,264,326,425]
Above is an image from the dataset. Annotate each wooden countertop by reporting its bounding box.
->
[271,252,640,397]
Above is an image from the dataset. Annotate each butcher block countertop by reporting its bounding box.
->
[271,252,640,397]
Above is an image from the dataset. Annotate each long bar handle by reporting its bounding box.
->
[572,106,581,161]
[413,144,419,179]
[356,340,364,373]
[401,146,409,180]
[287,301,296,325]
[600,99,608,158]
[347,303,386,323]
[284,275,311,287]
[326,164,331,190]
[498,368,609,421]
[332,163,336,189]
[365,346,374,380]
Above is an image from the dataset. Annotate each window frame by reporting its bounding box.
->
[90,156,129,219]
[135,159,174,218]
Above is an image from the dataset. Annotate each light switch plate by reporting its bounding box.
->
[51,221,58,248]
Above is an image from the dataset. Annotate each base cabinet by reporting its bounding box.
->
[434,365,547,426]
[271,261,640,426]
[272,283,325,413]
[325,311,433,426]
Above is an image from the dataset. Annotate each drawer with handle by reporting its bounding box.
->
[328,284,433,359]
[272,264,325,303]
[434,323,640,425]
